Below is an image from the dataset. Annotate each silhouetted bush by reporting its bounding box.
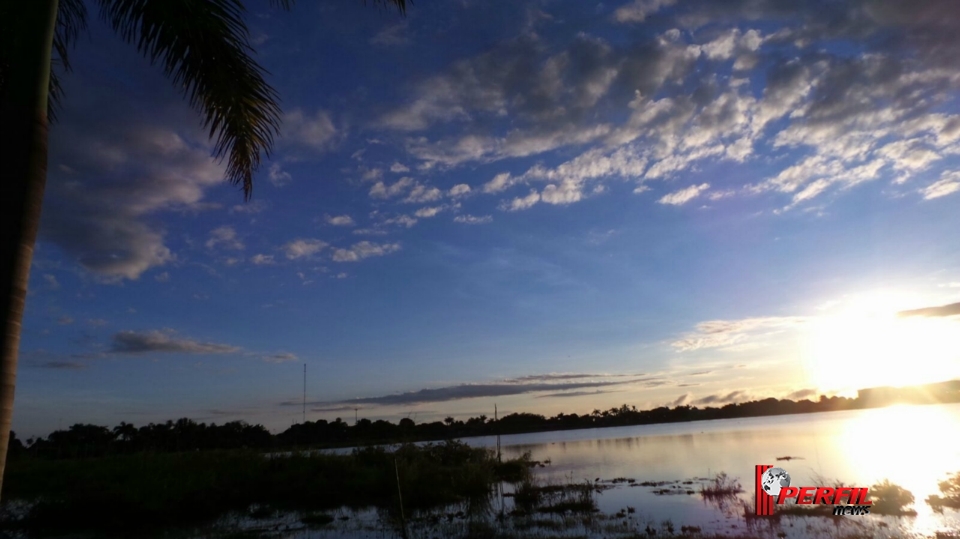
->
[869,479,916,516]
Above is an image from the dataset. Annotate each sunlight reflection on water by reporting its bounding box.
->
[471,403,960,536]
[285,404,960,538]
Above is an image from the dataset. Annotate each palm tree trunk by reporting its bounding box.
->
[0,0,59,501]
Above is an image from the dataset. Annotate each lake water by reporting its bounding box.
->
[461,403,960,537]
[220,404,960,538]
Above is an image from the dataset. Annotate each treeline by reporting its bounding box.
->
[9,393,873,460]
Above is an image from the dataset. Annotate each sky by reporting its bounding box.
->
[14,0,960,437]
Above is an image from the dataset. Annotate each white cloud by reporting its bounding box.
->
[658,183,710,205]
[361,167,383,181]
[922,173,960,200]
[500,189,541,211]
[44,123,225,281]
[373,0,960,216]
[325,214,355,226]
[540,181,585,205]
[454,214,493,224]
[403,184,443,203]
[231,200,267,214]
[250,254,275,265]
[483,172,515,194]
[43,274,60,290]
[352,228,388,236]
[205,226,244,250]
[673,316,808,352]
[282,109,338,152]
[267,163,291,186]
[371,21,410,46]
[390,162,410,173]
[369,177,414,199]
[448,183,471,197]
[613,0,676,23]
[382,214,418,228]
[331,241,401,262]
[282,239,328,260]
[414,206,443,218]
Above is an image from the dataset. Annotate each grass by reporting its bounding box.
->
[869,479,918,516]
[0,440,530,534]
[511,477,601,517]
[928,471,960,513]
[699,472,743,497]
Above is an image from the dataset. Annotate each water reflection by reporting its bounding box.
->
[478,403,960,535]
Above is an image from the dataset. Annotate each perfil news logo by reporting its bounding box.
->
[754,465,873,516]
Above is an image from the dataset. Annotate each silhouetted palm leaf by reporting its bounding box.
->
[49,0,88,122]
[98,0,282,199]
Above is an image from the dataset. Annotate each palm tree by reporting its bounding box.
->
[0,0,405,499]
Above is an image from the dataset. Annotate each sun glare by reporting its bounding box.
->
[836,404,960,535]
[803,293,960,393]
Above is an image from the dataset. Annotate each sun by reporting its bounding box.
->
[802,292,960,393]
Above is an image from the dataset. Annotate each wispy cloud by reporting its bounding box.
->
[921,172,960,200]
[110,330,240,355]
[673,316,807,352]
[536,389,620,399]
[692,390,751,406]
[281,108,338,153]
[250,254,276,265]
[282,239,328,260]
[36,361,87,370]
[454,214,492,224]
[898,302,960,318]
[206,226,244,251]
[262,352,298,363]
[287,378,644,407]
[500,189,541,211]
[325,214,355,227]
[331,241,401,262]
[371,21,411,47]
[787,388,817,400]
[658,183,710,206]
[267,163,292,187]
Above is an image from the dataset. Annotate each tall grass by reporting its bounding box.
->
[0,440,530,533]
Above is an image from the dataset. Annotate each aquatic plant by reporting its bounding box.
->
[868,479,916,516]
[928,471,960,513]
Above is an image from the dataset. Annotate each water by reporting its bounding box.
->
[462,403,960,537]
[233,404,960,538]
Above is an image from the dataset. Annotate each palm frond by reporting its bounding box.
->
[273,1,407,14]
[98,0,282,199]
[50,0,89,122]
[369,0,407,15]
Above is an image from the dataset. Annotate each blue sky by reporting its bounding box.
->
[15,0,960,437]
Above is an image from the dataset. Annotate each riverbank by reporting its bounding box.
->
[15,380,960,459]
[0,440,531,535]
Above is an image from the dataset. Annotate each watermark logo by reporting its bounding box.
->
[754,465,872,516]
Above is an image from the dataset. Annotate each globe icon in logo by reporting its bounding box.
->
[760,467,791,496]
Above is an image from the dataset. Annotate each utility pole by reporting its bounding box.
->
[355,407,359,425]
[302,364,306,424]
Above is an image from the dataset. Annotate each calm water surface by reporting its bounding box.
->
[237,404,960,538]
[459,403,960,536]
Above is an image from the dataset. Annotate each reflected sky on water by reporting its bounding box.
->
[463,404,960,536]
